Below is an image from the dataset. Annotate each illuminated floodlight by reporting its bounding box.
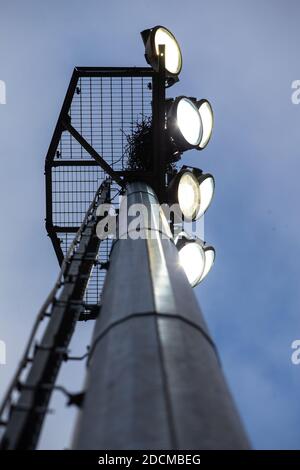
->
[168,169,200,221]
[141,25,182,82]
[197,99,214,150]
[175,232,215,286]
[194,170,215,218]
[168,168,215,221]
[167,97,203,151]
[141,25,182,75]
[200,245,216,282]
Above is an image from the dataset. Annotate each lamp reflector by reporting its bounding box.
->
[177,98,202,146]
[200,246,216,281]
[177,171,201,221]
[154,27,182,75]
[197,174,215,218]
[178,241,205,287]
[175,232,216,286]
[198,99,214,149]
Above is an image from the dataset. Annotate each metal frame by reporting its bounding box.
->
[45,66,155,268]
[45,69,79,265]
[152,45,166,201]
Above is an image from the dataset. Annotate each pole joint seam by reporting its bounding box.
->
[86,312,220,367]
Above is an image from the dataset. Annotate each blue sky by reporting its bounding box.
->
[1,0,300,449]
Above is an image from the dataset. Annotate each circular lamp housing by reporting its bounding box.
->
[168,169,201,222]
[197,99,214,150]
[142,25,182,78]
[167,97,203,152]
[201,245,216,282]
[175,232,216,286]
[168,168,215,221]
[191,169,215,218]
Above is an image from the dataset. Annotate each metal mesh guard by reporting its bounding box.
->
[47,70,153,305]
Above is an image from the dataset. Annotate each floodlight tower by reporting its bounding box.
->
[73,27,250,450]
[0,26,250,450]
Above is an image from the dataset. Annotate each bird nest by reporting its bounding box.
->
[124,116,178,173]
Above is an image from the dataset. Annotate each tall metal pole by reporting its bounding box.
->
[73,182,250,449]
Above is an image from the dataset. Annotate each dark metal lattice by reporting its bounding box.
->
[46,69,153,306]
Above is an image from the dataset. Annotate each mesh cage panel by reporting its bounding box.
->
[48,71,153,304]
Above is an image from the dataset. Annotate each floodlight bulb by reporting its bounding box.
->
[178,242,205,287]
[154,27,182,75]
[177,98,202,146]
[178,171,201,221]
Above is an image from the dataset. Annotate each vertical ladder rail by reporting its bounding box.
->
[0,182,110,450]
